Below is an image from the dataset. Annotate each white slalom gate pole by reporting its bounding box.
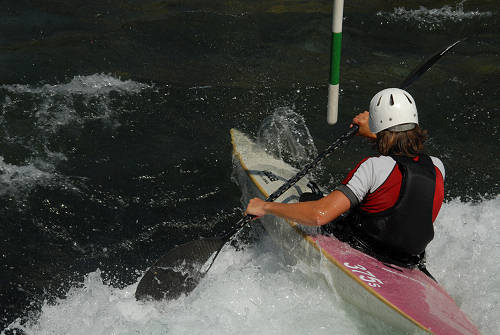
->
[327,0,344,125]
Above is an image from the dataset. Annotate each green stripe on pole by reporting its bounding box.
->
[327,0,343,125]
[329,32,342,85]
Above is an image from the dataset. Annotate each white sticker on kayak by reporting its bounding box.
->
[344,262,384,288]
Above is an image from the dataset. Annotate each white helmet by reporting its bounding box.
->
[369,88,418,134]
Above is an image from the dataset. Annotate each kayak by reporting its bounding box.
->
[230,128,481,335]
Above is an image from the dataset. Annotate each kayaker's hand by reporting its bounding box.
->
[245,198,267,218]
[352,111,377,139]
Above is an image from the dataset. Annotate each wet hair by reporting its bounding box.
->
[375,125,428,157]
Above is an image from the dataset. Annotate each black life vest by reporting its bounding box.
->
[349,154,436,260]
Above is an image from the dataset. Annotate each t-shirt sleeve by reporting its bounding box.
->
[430,156,445,180]
[337,157,375,206]
[335,184,359,208]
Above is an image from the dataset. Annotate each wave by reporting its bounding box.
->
[4,197,498,335]
[377,1,493,30]
[428,197,500,335]
[0,156,58,197]
[0,74,150,197]
[1,74,150,97]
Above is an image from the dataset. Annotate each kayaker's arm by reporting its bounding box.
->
[245,190,350,226]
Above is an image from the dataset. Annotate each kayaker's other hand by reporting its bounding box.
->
[245,198,266,218]
[352,111,377,139]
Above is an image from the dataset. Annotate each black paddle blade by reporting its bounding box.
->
[399,40,461,89]
[135,238,225,301]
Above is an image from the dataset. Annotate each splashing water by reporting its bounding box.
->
[1,74,149,97]
[2,235,401,335]
[427,197,500,335]
[4,197,498,335]
[0,156,58,197]
[1,74,150,133]
[377,1,493,31]
[0,74,150,197]
[257,107,320,173]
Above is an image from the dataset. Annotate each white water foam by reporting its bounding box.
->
[427,197,500,335]
[377,1,493,30]
[1,74,149,97]
[0,156,56,196]
[0,74,150,196]
[1,74,150,132]
[5,198,498,335]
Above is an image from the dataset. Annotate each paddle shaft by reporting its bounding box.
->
[399,40,462,89]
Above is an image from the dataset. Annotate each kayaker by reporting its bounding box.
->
[245,88,445,268]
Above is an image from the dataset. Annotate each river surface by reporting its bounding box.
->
[1,1,498,334]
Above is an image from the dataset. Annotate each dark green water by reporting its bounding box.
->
[0,0,498,333]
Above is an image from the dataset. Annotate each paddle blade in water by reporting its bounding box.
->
[135,238,225,301]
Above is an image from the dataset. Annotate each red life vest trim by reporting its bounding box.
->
[361,164,402,213]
